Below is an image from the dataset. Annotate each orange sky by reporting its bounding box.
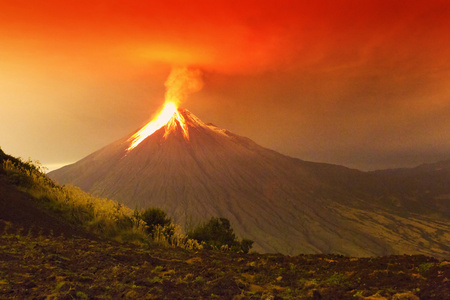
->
[1,0,449,170]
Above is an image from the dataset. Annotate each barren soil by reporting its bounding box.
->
[1,226,448,299]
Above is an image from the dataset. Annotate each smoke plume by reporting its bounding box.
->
[164,67,203,105]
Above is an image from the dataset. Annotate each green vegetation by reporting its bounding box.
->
[2,156,148,243]
[138,207,181,246]
[0,151,201,249]
[139,207,172,234]
[188,217,253,253]
[417,262,434,273]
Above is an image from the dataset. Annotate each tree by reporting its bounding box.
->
[188,217,253,253]
[139,207,172,235]
[240,239,254,254]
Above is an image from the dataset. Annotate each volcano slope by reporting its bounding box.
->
[49,109,450,258]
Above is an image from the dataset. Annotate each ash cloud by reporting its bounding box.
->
[164,67,203,105]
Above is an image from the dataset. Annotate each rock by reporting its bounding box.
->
[392,292,420,300]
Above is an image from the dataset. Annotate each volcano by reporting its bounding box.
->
[49,108,450,258]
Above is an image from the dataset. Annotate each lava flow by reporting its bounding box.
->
[127,102,188,151]
[127,67,202,151]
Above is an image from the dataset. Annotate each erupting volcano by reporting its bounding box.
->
[49,68,450,258]
[126,66,202,152]
[127,102,189,151]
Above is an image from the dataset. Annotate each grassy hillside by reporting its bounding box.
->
[0,147,201,249]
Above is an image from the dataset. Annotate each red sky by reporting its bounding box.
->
[1,0,449,170]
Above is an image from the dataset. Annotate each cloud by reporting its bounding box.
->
[1,0,449,77]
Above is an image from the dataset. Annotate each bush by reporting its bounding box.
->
[139,207,172,235]
[188,217,253,253]
[240,239,254,254]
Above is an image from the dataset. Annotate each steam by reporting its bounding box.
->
[164,67,203,105]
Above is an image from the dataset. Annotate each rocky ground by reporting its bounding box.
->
[0,223,448,300]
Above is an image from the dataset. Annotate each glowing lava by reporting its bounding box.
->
[127,67,202,151]
[127,102,188,151]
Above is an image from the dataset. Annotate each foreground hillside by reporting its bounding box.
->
[0,167,95,240]
[1,225,449,300]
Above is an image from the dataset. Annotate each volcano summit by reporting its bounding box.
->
[49,108,450,258]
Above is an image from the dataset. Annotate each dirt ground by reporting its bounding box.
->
[0,227,448,299]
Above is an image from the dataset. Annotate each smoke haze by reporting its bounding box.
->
[164,67,203,105]
[0,0,449,170]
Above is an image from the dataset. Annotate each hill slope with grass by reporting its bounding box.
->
[0,147,203,250]
[0,149,96,239]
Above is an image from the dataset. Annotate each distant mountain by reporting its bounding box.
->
[49,109,450,258]
[369,160,450,217]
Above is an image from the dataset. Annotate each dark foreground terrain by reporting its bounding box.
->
[1,224,448,300]
[1,148,449,299]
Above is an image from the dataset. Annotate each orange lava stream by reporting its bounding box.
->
[164,110,189,140]
[127,102,188,151]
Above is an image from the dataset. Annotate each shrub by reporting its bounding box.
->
[188,217,253,253]
[240,239,254,254]
[139,207,172,235]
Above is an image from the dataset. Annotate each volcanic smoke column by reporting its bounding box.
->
[127,67,203,151]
